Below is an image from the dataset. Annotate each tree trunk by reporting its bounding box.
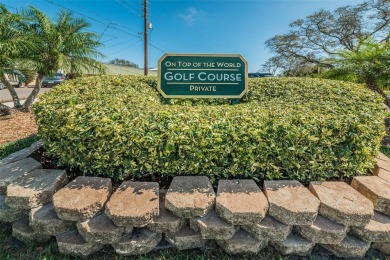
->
[0,76,21,108]
[21,74,44,112]
[365,78,390,108]
[0,103,12,116]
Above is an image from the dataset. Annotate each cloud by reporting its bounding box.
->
[180,7,201,25]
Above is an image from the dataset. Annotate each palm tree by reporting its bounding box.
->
[0,5,35,115]
[21,6,105,111]
[330,38,390,106]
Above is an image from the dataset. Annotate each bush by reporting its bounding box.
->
[33,75,385,182]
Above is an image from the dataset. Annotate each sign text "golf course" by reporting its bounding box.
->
[158,54,248,98]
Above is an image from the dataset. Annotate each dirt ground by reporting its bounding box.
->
[0,110,38,145]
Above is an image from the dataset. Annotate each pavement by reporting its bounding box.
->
[0,86,51,108]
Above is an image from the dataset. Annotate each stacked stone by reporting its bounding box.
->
[1,143,390,258]
[261,180,320,256]
[164,177,269,254]
[306,181,373,258]
[0,140,47,223]
[47,177,162,257]
[348,152,390,256]
[0,140,72,245]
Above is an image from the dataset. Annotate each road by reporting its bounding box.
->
[0,86,51,103]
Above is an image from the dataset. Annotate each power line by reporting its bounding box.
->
[122,0,140,10]
[115,0,139,15]
[45,0,106,26]
[110,25,139,37]
[10,0,170,64]
[101,36,120,44]
[44,0,140,37]
[148,38,172,52]
[64,0,112,23]
[149,42,165,53]
[64,0,141,35]
[105,39,142,56]
[100,37,140,50]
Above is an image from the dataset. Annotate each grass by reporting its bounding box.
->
[0,222,283,260]
[0,220,387,260]
[380,145,390,158]
[0,134,39,159]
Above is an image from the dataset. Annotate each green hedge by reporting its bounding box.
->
[33,75,385,182]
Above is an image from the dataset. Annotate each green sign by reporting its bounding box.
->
[158,54,248,98]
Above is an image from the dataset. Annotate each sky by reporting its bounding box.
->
[3,0,363,72]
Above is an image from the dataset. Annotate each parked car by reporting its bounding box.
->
[248,72,273,78]
[42,73,66,87]
[3,69,26,88]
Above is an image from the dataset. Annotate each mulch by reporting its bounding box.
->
[0,110,38,145]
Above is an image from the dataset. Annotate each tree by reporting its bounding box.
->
[263,0,389,74]
[21,7,105,111]
[0,5,35,115]
[109,58,139,68]
[327,39,390,105]
[0,5,105,113]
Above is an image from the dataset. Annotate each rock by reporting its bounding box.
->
[375,168,390,182]
[30,140,43,149]
[165,226,206,250]
[375,157,390,175]
[242,215,291,242]
[105,181,159,227]
[6,169,68,209]
[377,152,390,162]
[0,146,39,167]
[216,179,268,225]
[351,211,390,242]
[147,189,185,233]
[309,181,374,226]
[165,176,215,218]
[322,234,370,258]
[351,176,390,215]
[190,211,238,240]
[29,202,75,236]
[0,158,41,194]
[294,215,347,244]
[271,232,314,256]
[372,242,390,255]
[112,228,162,256]
[0,195,28,222]
[154,236,174,250]
[53,176,112,221]
[374,152,390,182]
[216,228,267,255]
[56,229,104,257]
[12,218,51,243]
[77,213,127,244]
[263,180,320,225]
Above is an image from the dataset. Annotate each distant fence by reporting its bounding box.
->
[101,64,157,76]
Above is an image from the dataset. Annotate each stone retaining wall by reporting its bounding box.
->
[0,141,389,258]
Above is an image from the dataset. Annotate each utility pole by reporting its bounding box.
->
[143,0,148,76]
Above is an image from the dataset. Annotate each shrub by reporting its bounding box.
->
[33,75,385,182]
